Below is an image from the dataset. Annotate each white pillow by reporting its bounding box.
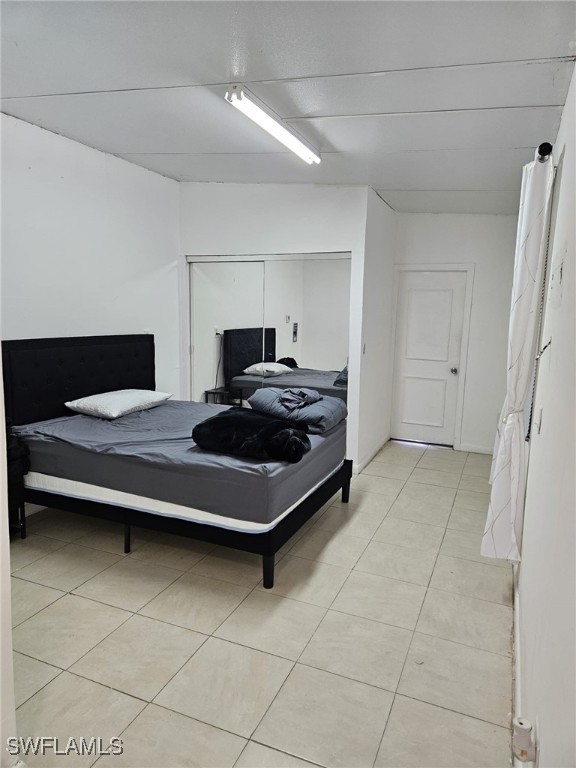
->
[243,362,293,377]
[65,389,172,419]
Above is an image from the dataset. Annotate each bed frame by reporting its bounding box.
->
[2,334,352,588]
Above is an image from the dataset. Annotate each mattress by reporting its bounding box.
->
[230,367,347,401]
[23,465,342,534]
[15,401,346,527]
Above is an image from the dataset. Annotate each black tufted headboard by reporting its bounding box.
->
[2,334,155,426]
[223,328,276,386]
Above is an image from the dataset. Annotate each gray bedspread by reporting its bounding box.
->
[14,401,346,526]
[230,367,347,401]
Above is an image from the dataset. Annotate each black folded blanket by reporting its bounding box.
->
[192,407,311,463]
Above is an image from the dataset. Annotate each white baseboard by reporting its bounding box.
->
[512,565,537,767]
[354,436,391,475]
[513,563,522,767]
[354,438,492,470]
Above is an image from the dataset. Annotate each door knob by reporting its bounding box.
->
[451,367,458,375]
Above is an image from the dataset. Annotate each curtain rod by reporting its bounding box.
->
[537,142,553,162]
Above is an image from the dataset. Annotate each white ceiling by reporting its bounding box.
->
[2,1,575,214]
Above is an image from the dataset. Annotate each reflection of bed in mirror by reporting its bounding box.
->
[224,327,348,402]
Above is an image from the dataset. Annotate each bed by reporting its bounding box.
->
[224,327,348,402]
[2,334,352,588]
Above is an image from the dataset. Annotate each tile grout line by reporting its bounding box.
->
[145,553,274,710]
[17,484,359,734]
[10,578,66,628]
[422,582,514,609]
[294,657,402,696]
[13,445,504,765]
[132,544,268,620]
[12,658,65,711]
[13,570,137,682]
[370,443,462,767]
[325,605,418,635]
[235,489,366,756]
[236,478,384,760]
[17,540,140,594]
[20,518,215,594]
[368,447,423,768]
[66,613,212,696]
[406,626,513,659]
[391,692,513,731]
[10,536,69,575]
[13,498,507,634]
[376,449,512,750]
[245,737,329,768]
[12,523,237,692]
[313,463,417,618]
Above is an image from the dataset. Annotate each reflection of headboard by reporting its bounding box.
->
[2,334,155,425]
[223,328,276,385]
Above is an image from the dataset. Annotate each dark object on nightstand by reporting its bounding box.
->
[276,357,298,368]
[6,421,30,538]
[204,387,242,405]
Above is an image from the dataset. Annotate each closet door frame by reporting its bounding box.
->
[391,263,475,451]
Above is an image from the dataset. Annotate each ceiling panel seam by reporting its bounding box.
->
[286,105,564,121]
[111,147,540,157]
[251,56,576,85]
[375,189,521,192]
[2,56,574,101]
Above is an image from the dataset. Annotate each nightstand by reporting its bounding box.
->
[204,387,242,405]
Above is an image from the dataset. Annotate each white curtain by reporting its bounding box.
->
[481,150,555,561]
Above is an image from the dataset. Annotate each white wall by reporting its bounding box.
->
[180,183,367,258]
[190,261,266,400]
[180,183,369,464]
[264,260,304,363]
[395,212,517,452]
[356,190,397,467]
[517,67,575,768]
[300,259,350,371]
[1,115,181,395]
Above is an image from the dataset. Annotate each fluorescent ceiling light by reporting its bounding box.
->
[225,84,321,165]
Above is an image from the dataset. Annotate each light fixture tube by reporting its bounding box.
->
[225,85,321,165]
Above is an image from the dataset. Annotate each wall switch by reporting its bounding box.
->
[285,315,290,323]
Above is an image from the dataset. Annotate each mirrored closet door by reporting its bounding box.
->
[190,261,265,403]
[262,258,350,401]
[189,255,351,406]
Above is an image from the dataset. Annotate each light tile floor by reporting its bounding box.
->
[10,442,513,768]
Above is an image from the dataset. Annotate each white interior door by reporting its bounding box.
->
[392,270,467,445]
